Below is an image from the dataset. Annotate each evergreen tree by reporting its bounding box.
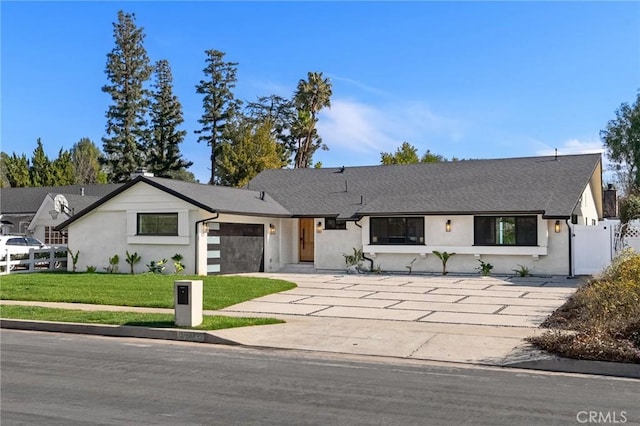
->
[148,59,192,178]
[102,10,152,183]
[30,138,54,186]
[601,91,640,195]
[195,49,241,184]
[71,138,108,184]
[2,152,31,187]
[246,95,296,164]
[0,153,11,188]
[52,148,75,186]
[293,72,332,168]
[381,142,447,165]
[218,118,287,187]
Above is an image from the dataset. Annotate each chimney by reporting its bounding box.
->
[603,184,618,218]
[80,187,85,196]
[131,168,154,179]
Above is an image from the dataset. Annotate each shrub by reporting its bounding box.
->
[477,260,493,276]
[528,250,640,363]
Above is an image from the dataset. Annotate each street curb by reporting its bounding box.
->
[504,358,640,379]
[3,319,638,379]
[0,319,241,346]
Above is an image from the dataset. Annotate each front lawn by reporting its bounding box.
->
[0,305,282,330]
[0,273,296,310]
[527,250,640,363]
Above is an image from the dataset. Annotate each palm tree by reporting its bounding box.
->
[293,72,332,168]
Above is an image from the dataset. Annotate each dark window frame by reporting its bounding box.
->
[137,213,179,236]
[324,218,347,230]
[370,217,425,245]
[474,215,538,246]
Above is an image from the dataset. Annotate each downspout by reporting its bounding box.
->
[354,217,374,270]
[195,213,219,275]
[566,218,573,277]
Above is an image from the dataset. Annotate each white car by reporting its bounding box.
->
[0,235,49,268]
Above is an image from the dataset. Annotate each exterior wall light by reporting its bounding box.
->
[269,223,276,235]
[554,220,561,233]
[446,220,452,232]
[316,221,323,233]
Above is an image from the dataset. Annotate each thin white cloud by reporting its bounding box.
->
[535,138,604,156]
[317,98,465,158]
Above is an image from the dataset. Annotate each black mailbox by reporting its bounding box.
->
[177,285,189,305]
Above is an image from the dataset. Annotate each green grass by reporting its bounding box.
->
[0,273,296,310]
[0,305,283,330]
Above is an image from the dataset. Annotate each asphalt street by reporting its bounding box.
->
[1,330,638,425]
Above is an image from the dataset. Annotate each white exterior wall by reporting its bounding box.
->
[67,184,198,274]
[315,219,363,270]
[279,218,297,266]
[313,215,570,275]
[574,184,600,226]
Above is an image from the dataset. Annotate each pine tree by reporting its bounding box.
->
[195,49,241,184]
[246,95,296,165]
[2,152,31,187]
[30,138,54,186]
[52,148,75,186]
[218,118,287,187]
[148,59,192,178]
[71,138,107,184]
[102,10,152,183]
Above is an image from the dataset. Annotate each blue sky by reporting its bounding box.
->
[2,1,639,183]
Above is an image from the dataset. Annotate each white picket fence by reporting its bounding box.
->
[0,247,68,275]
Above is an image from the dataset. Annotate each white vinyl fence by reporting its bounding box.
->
[572,220,640,275]
[0,247,68,275]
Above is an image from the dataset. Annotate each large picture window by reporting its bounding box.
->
[474,216,537,246]
[370,217,424,245]
[137,213,179,236]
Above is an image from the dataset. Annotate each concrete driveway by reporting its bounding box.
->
[215,273,583,365]
[222,273,580,328]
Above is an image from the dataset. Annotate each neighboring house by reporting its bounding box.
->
[0,184,120,245]
[55,153,603,276]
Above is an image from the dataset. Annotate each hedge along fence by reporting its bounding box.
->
[0,247,68,275]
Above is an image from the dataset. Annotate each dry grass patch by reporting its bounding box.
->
[528,250,640,363]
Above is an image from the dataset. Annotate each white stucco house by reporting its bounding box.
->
[56,153,604,276]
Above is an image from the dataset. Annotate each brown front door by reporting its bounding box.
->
[299,218,315,262]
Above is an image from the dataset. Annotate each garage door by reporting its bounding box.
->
[207,223,264,275]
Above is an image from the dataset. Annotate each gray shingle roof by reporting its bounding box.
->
[0,184,121,214]
[248,154,602,219]
[143,177,291,216]
[56,176,291,230]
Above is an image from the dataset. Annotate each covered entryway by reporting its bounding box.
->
[299,218,315,262]
[207,223,265,275]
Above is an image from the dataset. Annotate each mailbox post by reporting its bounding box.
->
[174,280,203,327]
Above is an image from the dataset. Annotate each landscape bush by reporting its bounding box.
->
[528,249,640,363]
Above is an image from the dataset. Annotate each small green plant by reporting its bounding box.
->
[147,259,167,274]
[371,264,383,274]
[104,254,119,274]
[125,250,142,274]
[432,250,456,275]
[512,264,532,277]
[406,257,417,274]
[171,253,185,274]
[477,259,493,276]
[343,247,364,266]
[69,248,80,273]
[86,265,97,273]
